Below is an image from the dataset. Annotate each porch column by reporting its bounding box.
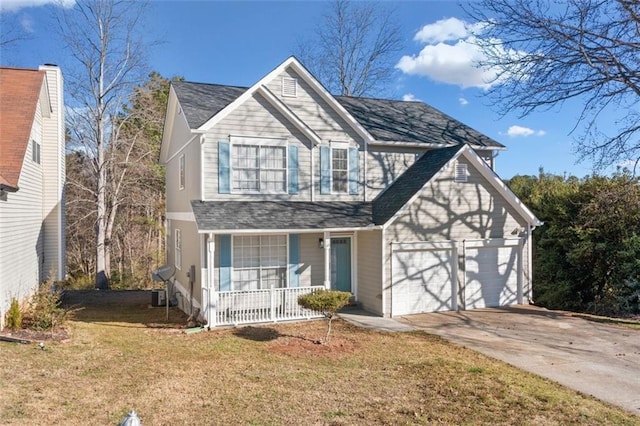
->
[207,233,216,327]
[323,231,331,289]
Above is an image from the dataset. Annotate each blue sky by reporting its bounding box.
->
[0,0,615,179]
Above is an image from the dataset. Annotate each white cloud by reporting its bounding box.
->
[413,17,486,44]
[0,0,75,13]
[458,97,469,106]
[503,125,546,138]
[403,93,420,102]
[20,15,34,33]
[396,17,522,90]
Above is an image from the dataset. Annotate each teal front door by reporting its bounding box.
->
[331,237,352,292]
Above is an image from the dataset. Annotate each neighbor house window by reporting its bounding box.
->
[179,154,185,190]
[32,140,41,164]
[175,229,182,270]
[332,148,348,193]
[232,235,287,290]
[231,143,286,193]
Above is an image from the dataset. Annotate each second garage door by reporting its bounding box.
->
[391,242,457,316]
[464,239,522,309]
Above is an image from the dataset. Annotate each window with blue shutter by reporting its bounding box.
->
[320,146,331,194]
[218,141,230,194]
[219,235,232,291]
[348,147,359,195]
[288,145,299,194]
[288,234,300,288]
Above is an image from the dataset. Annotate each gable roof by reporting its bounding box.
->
[373,144,464,225]
[373,143,542,227]
[191,200,373,233]
[170,80,504,150]
[336,96,504,149]
[0,67,47,191]
[172,81,246,129]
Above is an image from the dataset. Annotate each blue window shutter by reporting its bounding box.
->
[349,147,359,195]
[288,234,300,288]
[219,235,232,291]
[218,141,230,194]
[320,146,331,194]
[288,145,299,194]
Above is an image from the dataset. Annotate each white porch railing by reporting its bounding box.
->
[212,286,323,327]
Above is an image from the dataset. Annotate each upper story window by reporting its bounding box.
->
[179,154,185,190]
[32,140,41,164]
[332,148,348,193]
[231,139,287,194]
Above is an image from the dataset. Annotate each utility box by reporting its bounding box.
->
[151,289,166,307]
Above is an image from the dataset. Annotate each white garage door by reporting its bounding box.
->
[392,242,457,316]
[464,239,522,309]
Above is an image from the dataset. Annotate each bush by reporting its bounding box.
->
[22,278,74,331]
[5,298,22,330]
[298,289,351,343]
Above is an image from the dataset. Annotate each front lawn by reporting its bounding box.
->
[0,293,636,425]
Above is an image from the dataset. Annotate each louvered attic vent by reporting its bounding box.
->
[282,77,297,97]
[455,162,468,183]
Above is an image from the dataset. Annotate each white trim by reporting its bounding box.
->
[463,238,523,249]
[167,212,196,222]
[197,57,373,143]
[381,145,542,229]
[196,225,381,235]
[257,85,322,145]
[381,227,387,317]
[179,153,185,190]
[165,133,199,164]
[199,135,205,201]
[230,135,288,146]
[391,241,457,251]
[368,140,506,150]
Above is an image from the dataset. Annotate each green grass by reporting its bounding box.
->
[0,294,637,425]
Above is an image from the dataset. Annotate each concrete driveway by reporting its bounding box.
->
[398,305,640,415]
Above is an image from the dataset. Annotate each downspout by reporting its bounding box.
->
[310,145,315,201]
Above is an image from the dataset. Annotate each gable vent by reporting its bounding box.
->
[282,77,298,97]
[455,162,468,183]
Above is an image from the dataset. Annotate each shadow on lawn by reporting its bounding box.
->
[61,290,189,327]
[232,325,321,344]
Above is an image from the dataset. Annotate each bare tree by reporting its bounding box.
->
[297,0,403,97]
[465,0,640,171]
[59,0,149,289]
[0,13,31,52]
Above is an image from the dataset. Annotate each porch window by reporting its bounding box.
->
[332,148,348,193]
[231,144,286,193]
[233,235,287,290]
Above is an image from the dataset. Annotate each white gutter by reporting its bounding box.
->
[196,225,382,235]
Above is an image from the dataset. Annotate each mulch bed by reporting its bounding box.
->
[0,327,70,344]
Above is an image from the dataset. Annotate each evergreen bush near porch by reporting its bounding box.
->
[298,289,351,344]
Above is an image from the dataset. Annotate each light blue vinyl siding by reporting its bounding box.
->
[219,234,231,291]
[288,234,300,287]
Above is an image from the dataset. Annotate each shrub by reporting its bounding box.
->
[298,289,351,343]
[23,278,74,331]
[5,298,22,330]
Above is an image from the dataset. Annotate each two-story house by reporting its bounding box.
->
[160,57,541,327]
[0,65,66,328]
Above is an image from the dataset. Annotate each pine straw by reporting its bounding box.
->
[0,302,637,425]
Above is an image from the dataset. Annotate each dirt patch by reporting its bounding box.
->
[268,335,359,357]
[0,327,70,343]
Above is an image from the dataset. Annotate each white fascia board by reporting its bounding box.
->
[166,211,196,222]
[382,145,465,230]
[197,57,299,132]
[160,85,191,163]
[287,59,374,144]
[197,225,382,235]
[256,85,322,145]
[165,133,199,163]
[368,140,506,151]
[460,147,543,226]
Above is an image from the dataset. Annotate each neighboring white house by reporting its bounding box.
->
[160,57,542,327]
[0,65,65,329]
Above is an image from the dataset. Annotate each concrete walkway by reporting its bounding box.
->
[339,306,640,416]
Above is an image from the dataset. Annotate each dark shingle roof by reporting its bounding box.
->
[191,200,373,231]
[171,81,504,148]
[172,81,246,128]
[336,96,503,148]
[372,144,465,225]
